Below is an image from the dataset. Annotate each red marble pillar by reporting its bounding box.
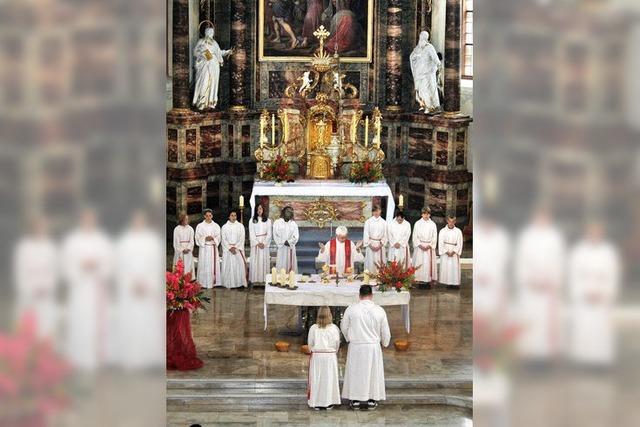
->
[171,0,191,110]
[385,0,403,112]
[444,0,461,113]
[230,0,247,111]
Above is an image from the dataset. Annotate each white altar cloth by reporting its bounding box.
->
[250,180,396,221]
[264,275,410,333]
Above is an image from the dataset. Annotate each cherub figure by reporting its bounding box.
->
[298,71,313,94]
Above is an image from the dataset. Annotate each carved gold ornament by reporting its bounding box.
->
[302,198,340,228]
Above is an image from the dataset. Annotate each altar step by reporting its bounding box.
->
[166,378,472,412]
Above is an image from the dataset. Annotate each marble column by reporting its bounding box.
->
[444,0,461,113]
[199,0,211,23]
[172,0,191,110]
[230,0,248,111]
[385,0,402,112]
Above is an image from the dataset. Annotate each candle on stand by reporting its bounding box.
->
[271,114,276,147]
[364,116,369,147]
[399,194,404,208]
[239,195,244,208]
[259,119,264,148]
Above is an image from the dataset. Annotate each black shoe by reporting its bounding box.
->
[350,400,361,410]
[367,400,378,410]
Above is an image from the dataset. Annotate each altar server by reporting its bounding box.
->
[172,213,195,273]
[307,306,342,410]
[273,206,299,273]
[221,209,247,289]
[438,214,464,287]
[514,209,565,361]
[317,226,364,275]
[341,285,391,410]
[387,210,412,268]
[412,207,438,285]
[195,209,222,288]
[61,208,113,370]
[249,204,272,284]
[13,217,59,340]
[567,222,619,366]
[363,205,387,273]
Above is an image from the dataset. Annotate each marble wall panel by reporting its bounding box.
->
[185,129,196,162]
[167,129,178,162]
[200,124,222,159]
[186,185,203,215]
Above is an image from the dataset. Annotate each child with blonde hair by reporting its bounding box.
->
[307,306,341,410]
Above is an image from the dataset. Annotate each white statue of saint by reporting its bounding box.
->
[192,26,234,111]
[410,31,441,113]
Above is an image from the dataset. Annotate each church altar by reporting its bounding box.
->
[263,275,411,333]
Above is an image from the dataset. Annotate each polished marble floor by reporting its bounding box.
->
[168,271,472,381]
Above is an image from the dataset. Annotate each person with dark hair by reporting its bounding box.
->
[221,209,247,289]
[249,204,272,285]
[387,209,412,269]
[173,213,195,273]
[196,209,222,288]
[412,207,438,286]
[438,214,463,288]
[273,206,299,273]
[363,205,387,274]
[340,284,390,410]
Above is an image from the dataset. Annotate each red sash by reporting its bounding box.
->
[329,238,351,271]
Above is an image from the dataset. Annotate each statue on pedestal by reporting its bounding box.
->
[192,25,234,111]
[410,31,441,114]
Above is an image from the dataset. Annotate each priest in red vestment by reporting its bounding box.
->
[317,226,364,275]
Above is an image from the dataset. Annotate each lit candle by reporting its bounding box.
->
[364,117,369,147]
[259,119,264,148]
[271,114,276,147]
[399,194,404,207]
[239,195,244,208]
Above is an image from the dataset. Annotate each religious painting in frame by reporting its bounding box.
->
[258,0,374,63]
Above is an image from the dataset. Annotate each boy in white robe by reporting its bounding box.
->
[567,222,619,367]
[387,210,412,268]
[341,285,391,410]
[438,214,464,287]
[248,204,272,285]
[172,213,195,273]
[307,306,341,410]
[221,209,247,289]
[273,206,299,273]
[195,209,222,288]
[362,205,387,273]
[412,206,438,286]
[317,226,364,275]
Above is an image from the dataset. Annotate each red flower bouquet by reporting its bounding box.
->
[262,155,294,183]
[166,259,210,312]
[375,260,417,292]
[349,160,383,184]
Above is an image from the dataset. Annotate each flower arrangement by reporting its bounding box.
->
[262,155,294,183]
[0,312,70,425]
[166,259,210,312]
[349,160,383,184]
[375,260,417,292]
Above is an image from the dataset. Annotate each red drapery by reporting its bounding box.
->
[166,309,203,370]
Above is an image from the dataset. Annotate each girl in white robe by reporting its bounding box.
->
[172,213,195,273]
[387,210,412,268]
[195,209,222,288]
[307,307,341,409]
[438,215,464,286]
[248,205,272,284]
[220,210,247,289]
[272,206,299,273]
[362,206,387,273]
[412,207,438,283]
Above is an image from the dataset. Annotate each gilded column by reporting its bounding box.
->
[171,0,191,110]
[385,0,403,112]
[444,0,461,113]
[230,0,248,111]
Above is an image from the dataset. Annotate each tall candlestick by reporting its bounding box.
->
[364,117,369,147]
[260,118,264,148]
[239,195,244,208]
[271,114,275,147]
[399,194,404,208]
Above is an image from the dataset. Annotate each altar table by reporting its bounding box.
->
[263,275,411,333]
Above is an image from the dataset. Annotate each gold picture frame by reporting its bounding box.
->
[258,0,374,63]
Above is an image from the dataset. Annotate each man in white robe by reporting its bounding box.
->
[387,210,412,268]
[221,209,247,289]
[412,207,438,286]
[61,208,113,371]
[514,209,565,361]
[438,214,464,287]
[341,285,391,410]
[195,209,222,288]
[192,27,234,111]
[567,222,619,366]
[248,204,272,284]
[410,31,441,113]
[172,213,195,274]
[13,217,59,341]
[316,226,364,275]
[273,206,299,273]
[362,205,387,273]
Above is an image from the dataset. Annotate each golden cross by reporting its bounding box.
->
[313,25,330,57]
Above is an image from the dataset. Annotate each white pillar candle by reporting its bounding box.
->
[399,194,404,207]
[239,195,244,208]
[364,117,369,147]
[271,114,276,147]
